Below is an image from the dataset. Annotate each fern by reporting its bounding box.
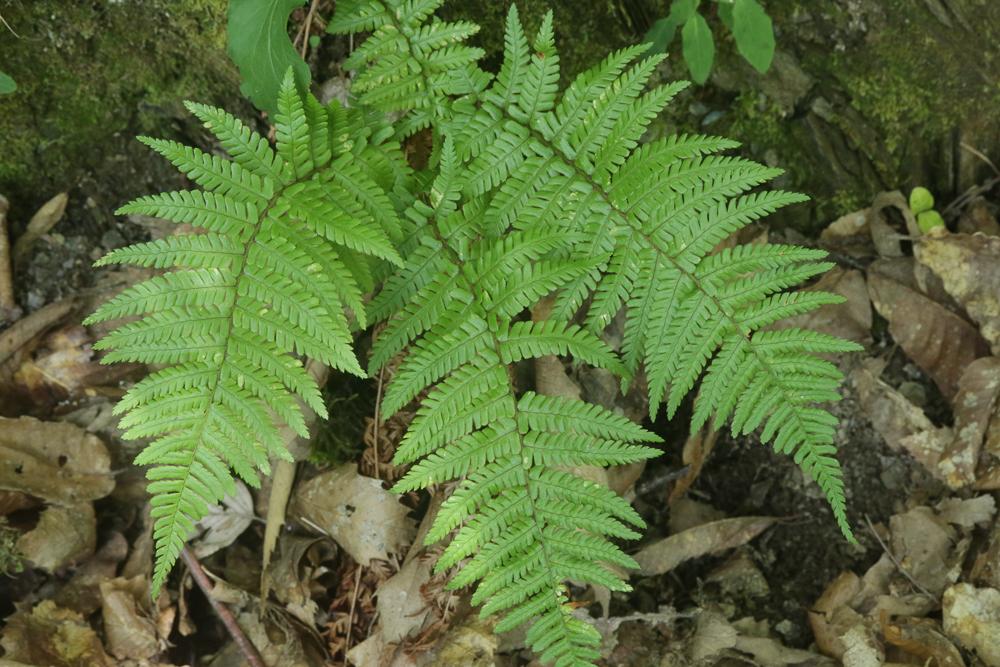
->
[336,1,860,538]
[335,3,862,662]
[372,140,661,663]
[87,73,409,595]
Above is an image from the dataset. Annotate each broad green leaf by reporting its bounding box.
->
[681,13,714,84]
[670,0,701,24]
[718,1,735,29]
[732,0,775,74]
[227,0,311,115]
[0,71,15,95]
[642,17,678,55]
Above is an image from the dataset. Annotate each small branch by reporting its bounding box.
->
[0,195,14,313]
[342,564,364,666]
[180,548,267,667]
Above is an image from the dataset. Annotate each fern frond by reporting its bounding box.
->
[88,72,406,596]
[370,139,660,664]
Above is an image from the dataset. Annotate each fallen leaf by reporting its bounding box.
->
[53,532,129,615]
[956,199,1000,236]
[669,427,719,504]
[936,495,996,529]
[293,463,416,565]
[866,191,919,258]
[378,557,434,644]
[0,600,114,667]
[634,516,776,576]
[17,503,97,571]
[916,231,1000,354]
[266,535,333,625]
[880,615,964,667]
[942,583,1000,665]
[939,357,1000,487]
[100,576,159,660]
[889,506,957,596]
[0,416,114,505]
[867,268,990,401]
[12,192,68,265]
[191,481,254,558]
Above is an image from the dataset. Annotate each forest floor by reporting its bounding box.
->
[3,27,1000,667]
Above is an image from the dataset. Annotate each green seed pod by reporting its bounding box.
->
[917,209,945,233]
[909,187,935,215]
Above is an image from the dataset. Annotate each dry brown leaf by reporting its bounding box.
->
[0,600,114,667]
[293,463,416,565]
[669,427,719,504]
[378,557,435,644]
[52,532,129,616]
[266,535,332,625]
[889,506,958,597]
[17,503,96,571]
[634,516,776,576]
[100,576,159,661]
[942,583,1000,665]
[880,615,964,667]
[916,231,1000,354]
[866,191,920,258]
[941,357,1000,487]
[867,269,989,401]
[0,416,114,505]
[191,481,254,559]
[12,192,68,265]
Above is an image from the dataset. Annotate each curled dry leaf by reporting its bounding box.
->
[633,516,776,576]
[12,192,68,266]
[0,416,114,505]
[879,615,964,667]
[293,463,416,565]
[866,191,920,258]
[916,231,1000,354]
[867,268,989,402]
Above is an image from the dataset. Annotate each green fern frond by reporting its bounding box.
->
[339,3,858,543]
[371,139,660,664]
[88,72,407,596]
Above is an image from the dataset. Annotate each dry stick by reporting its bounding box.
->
[342,564,364,667]
[298,0,322,58]
[180,548,267,667]
[0,297,78,365]
[0,195,14,312]
[372,366,385,479]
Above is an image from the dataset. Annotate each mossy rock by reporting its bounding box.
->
[0,0,249,218]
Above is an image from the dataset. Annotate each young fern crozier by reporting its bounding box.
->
[87,74,409,595]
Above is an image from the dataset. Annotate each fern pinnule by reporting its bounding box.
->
[87,72,407,595]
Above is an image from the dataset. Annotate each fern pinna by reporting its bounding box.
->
[371,138,661,663]
[86,74,409,594]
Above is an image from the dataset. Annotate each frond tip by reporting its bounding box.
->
[88,71,407,595]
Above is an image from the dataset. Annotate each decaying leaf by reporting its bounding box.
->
[100,576,159,661]
[266,535,333,625]
[940,357,1000,487]
[867,269,990,401]
[916,230,1000,354]
[889,506,959,597]
[377,557,434,644]
[52,532,129,616]
[0,417,114,505]
[880,615,964,667]
[942,583,1000,665]
[0,600,114,667]
[634,516,776,576]
[293,463,416,565]
[191,481,254,559]
[16,503,97,571]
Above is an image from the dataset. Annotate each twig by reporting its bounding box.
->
[343,564,364,666]
[0,195,13,312]
[372,366,385,479]
[180,548,267,667]
[863,515,935,598]
[299,0,322,59]
[0,297,78,364]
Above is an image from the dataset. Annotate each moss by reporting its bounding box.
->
[0,0,243,210]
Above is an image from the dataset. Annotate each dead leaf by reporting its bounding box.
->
[774,266,873,346]
[851,362,953,475]
[420,615,497,666]
[940,357,1000,487]
[12,192,68,265]
[192,481,254,558]
[0,600,114,667]
[378,557,434,644]
[936,495,996,529]
[266,535,333,625]
[293,463,416,565]
[889,506,957,597]
[53,532,129,615]
[916,231,1000,354]
[867,269,989,401]
[956,199,1000,236]
[942,583,1000,665]
[866,191,920,258]
[669,427,719,504]
[100,576,159,660]
[17,503,97,571]
[880,615,964,667]
[0,416,114,505]
[820,208,870,253]
[634,516,776,576]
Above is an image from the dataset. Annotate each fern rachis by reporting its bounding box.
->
[87,74,408,594]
